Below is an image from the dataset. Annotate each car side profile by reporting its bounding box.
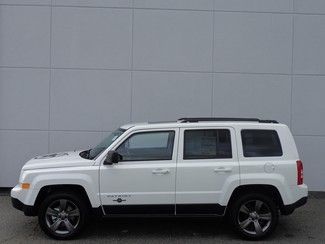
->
[11,118,308,240]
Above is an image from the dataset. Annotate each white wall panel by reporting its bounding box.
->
[133,9,213,71]
[50,69,131,131]
[214,12,292,73]
[49,131,102,153]
[52,7,132,69]
[294,0,325,14]
[0,5,50,67]
[292,76,325,135]
[0,0,50,4]
[213,74,292,125]
[134,0,213,10]
[53,0,132,8]
[0,68,50,130]
[132,71,212,122]
[214,0,293,12]
[294,15,325,75]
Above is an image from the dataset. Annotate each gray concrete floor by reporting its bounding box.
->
[0,195,324,244]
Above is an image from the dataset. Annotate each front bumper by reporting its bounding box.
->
[11,197,36,216]
[281,196,308,215]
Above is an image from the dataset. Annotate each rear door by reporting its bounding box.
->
[175,127,239,215]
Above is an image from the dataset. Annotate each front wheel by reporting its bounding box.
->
[229,193,279,240]
[38,192,88,240]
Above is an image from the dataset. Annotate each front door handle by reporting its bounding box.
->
[214,167,232,173]
[152,168,170,175]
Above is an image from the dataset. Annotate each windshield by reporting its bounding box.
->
[88,128,125,159]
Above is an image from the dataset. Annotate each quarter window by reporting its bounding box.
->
[241,130,283,157]
[116,131,175,161]
[183,129,232,159]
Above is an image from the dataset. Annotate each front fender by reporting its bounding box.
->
[21,167,100,208]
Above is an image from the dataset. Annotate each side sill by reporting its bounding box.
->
[103,204,226,216]
[176,204,225,215]
[101,214,224,218]
[103,204,174,215]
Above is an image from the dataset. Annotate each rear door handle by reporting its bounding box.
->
[214,167,232,173]
[152,168,170,175]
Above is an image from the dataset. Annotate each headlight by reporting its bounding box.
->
[19,170,30,188]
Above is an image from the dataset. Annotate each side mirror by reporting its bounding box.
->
[104,151,122,165]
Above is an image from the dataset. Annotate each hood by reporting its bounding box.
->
[22,151,94,170]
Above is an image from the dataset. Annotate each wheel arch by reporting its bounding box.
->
[33,184,97,216]
[226,184,284,211]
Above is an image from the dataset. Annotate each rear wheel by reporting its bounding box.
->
[229,193,278,240]
[38,192,88,240]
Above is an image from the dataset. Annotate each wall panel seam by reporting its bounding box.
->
[130,0,134,122]
[290,2,295,129]
[47,0,53,153]
[1,4,325,16]
[210,1,215,117]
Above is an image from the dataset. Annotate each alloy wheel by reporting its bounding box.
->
[237,199,272,236]
[45,199,80,235]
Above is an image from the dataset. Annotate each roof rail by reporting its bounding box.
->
[178,117,278,124]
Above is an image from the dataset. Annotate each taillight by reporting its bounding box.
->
[297,160,303,185]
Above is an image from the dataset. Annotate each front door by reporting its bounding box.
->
[99,129,178,215]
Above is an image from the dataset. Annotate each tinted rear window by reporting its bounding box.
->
[241,130,282,157]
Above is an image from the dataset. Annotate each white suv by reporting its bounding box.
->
[11,118,308,240]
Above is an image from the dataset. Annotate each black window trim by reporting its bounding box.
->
[183,128,233,160]
[115,130,176,162]
[241,129,283,158]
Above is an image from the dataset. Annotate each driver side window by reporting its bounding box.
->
[116,131,175,161]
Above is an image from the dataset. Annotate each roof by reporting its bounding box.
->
[120,118,283,130]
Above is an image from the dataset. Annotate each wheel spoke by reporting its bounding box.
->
[46,208,59,216]
[239,218,252,229]
[255,200,263,213]
[60,199,67,211]
[259,213,272,221]
[63,219,75,232]
[50,219,62,231]
[253,220,263,235]
[67,208,80,217]
[239,205,250,215]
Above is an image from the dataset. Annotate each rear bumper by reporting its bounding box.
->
[11,197,36,216]
[281,196,308,215]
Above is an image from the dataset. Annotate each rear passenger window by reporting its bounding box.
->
[241,130,282,157]
[184,129,232,159]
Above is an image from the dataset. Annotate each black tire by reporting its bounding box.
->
[229,193,279,240]
[38,192,89,240]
